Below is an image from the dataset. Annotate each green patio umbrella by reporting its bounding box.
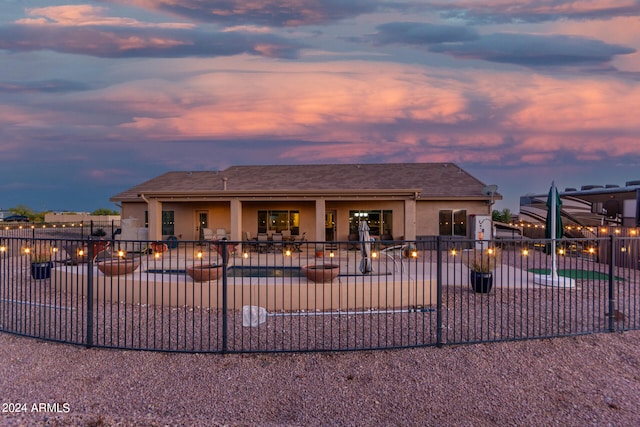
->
[535,181,575,287]
[545,182,563,241]
[544,182,563,254]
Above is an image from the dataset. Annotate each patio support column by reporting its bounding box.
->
[404,198,417,240]
[147,198,162,241]
[315,198,326,242]
[229,199,242,241]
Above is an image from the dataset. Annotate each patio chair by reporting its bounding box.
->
[257,233,270,253]
[291,232,306,253]
[243,231,255,252]
[271,233,284,252]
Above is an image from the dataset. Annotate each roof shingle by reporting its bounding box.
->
[111,163,497,201]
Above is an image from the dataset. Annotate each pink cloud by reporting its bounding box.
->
[18,5,193,28]
[68,57,632,169]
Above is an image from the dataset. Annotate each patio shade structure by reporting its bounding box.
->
[359,220,374,274]
[534,181,575,288]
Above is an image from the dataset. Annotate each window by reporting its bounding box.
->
[258,210,299,234]
[349,210,393,237]
[144,210,175,236]
[439,210,467,236]
[162,211,175,236]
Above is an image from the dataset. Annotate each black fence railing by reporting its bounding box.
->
[0,220,121,240]
[0,235,638,353]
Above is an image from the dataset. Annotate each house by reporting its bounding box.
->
[110,163,501,243]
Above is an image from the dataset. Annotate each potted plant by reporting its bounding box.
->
[462,247,501,293]
[301,264,340,282]
[96,256,141,276]
[28,245,53,280]
[186,263,223,282]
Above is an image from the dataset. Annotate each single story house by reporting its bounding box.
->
[110,163,501,243]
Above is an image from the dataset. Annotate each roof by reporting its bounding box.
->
[111,163,500,202]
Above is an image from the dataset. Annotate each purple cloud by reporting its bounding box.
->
[429,33,635,67]
[0,79,91,93]
[370,22,479,45]
[0,24,302,59]
[367,22,635,68]
[104,0,380,27]
[428,0,640,24]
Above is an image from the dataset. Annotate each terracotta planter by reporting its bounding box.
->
[186,264,223,282]
[301,264,340,283]
[97,259,140,276]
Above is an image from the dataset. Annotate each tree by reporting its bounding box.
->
[92,208,120,216]
[492,208,513,223]
[9,204,35,217]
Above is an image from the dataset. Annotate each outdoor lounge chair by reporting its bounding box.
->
[215,228,228,240]
[62,243,88,265]
[202,228,215,241]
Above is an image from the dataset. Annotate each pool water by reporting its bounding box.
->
[227,266,303,278]
[146,266,303,278]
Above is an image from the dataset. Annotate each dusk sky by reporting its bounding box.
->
[1,0,639,213]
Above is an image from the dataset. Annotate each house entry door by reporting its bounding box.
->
[196,211,208,240]
[325,211,336,242]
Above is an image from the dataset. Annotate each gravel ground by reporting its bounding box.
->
[1,330,640,426]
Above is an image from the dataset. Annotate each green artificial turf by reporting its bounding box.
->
[528,269,624,281]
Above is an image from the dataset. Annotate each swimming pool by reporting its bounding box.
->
[145,266,391,278]
[146,266,304,278]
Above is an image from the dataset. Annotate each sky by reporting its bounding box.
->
[1,0,639,214]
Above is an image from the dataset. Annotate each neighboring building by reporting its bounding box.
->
[44,212,121,224]
[519,180,640,229]
[110,163,501,242]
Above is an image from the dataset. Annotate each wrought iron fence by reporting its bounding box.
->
[0,235,638,353]
[0,220,120,240]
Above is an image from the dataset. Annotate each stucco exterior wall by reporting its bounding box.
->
[121,198,490,242]
[415,200,490,236]
[44,213,121,224]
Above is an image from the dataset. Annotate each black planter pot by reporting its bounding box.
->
[470,270,493,293]
[31,262,52,280]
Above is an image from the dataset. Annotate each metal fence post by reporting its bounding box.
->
[436,236,443,347]
[221,240,228,353]
[86,237,94,347]
[608,234,616,333]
